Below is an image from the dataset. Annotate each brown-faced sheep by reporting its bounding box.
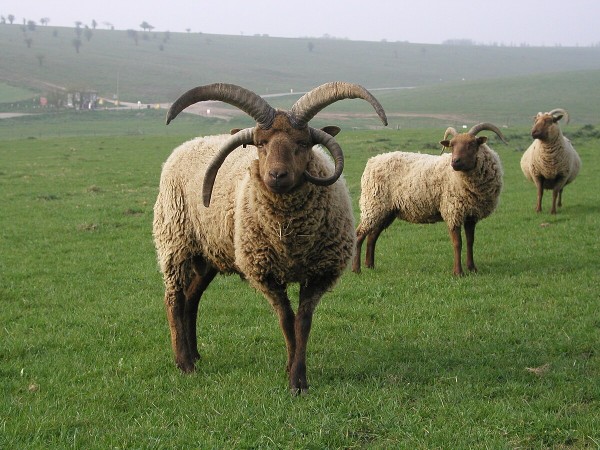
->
[520,109,581,214]
[352,123,506,276]
[153,82,387,394]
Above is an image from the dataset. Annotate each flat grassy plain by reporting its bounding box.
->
[1,112,599,448]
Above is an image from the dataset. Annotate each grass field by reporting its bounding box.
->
[1,115,599,447]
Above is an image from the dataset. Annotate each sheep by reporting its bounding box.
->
[352,123,506,276]
[520,108,581,214]
[153,82,387,394]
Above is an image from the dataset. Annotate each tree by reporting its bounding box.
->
[40,17,50,26]
[72,38,82,53]
[91,19,97,30]
[307,41,314,52]
[24,37,33,48]
[140,21,153,32]
[26,20,36,31]
[84,25,93,41]
[8,14,15,24]
[74,22,82,38]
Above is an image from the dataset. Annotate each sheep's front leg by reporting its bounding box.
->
[449,225,464,276]
[258,279,296,374]
[184,262,218,362]
[464,219,477,273]
[165,287,195,373]
[535,176,545,213]
[291,279,333,395]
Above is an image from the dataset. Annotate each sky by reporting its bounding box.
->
[2,0,599,47]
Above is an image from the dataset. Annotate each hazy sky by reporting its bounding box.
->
[2,0,599,47]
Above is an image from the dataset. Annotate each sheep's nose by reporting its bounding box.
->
[269,170,288,181]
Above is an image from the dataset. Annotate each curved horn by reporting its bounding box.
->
[202,128,254,207]
[166,83,276,128]
[440,127,458,154]
[548,108,569,124]
[443,127,458,140]
[468,122,508,144]
[290,82,388,129]
[303,127,344,186]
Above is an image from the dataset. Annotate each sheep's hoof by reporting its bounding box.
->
[176,361,196,374]
[290,386,309,396]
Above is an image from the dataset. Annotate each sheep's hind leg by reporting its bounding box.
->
[365,214,395,269]
[352,229,367,273]
[184,258,218,362]
[550,186,561,214]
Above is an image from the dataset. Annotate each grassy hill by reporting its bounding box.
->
[1,23,600,127]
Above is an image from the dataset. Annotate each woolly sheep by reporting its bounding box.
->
[153,82,387,394]
[352,123,506,276]
[520,108,581,214]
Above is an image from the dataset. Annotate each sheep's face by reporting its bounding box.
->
[253,114,314,194]
[531,113,561,141]
[440,135,487,172]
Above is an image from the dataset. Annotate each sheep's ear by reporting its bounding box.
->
[477,136,488,146]
[230,128,242,135]
[439,140,451,148]
[552,114,563,123]
[321,126,341,137]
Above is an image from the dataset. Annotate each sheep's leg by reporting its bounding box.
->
[464,219,477,273]
[353,229,367,273]
[184,260,218,362]
[449,225,464,276]
[558,188,563,208]
[535,177,544,213]
[257,279,296,374]
[165,287,196,373]
[365,214,396,269]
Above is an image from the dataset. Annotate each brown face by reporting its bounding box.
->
[440,135,487,172]
[253,114,313,194]
[531,113,558,140]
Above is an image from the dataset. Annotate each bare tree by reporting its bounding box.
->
[84,25,93,41]
[8,14,15,24]
[91,19,97,30]
[40,17,50,26]
[24,37,33,48]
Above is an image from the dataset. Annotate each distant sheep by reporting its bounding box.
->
[153,82,387,394]
[520,108,581,214]
[352,123,506,276]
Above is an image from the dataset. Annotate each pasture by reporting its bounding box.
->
[1,111,598,448]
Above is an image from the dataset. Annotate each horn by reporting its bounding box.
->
[439,127,458,154]
[303,127,344,186]
[548,108,569,124]
[166,83,276,129]
[202,128,254,207]
[290,82,388,129]
[467,123,508,144]
[443,127,458,140]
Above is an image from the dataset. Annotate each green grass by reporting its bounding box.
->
[1,117,599,448]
